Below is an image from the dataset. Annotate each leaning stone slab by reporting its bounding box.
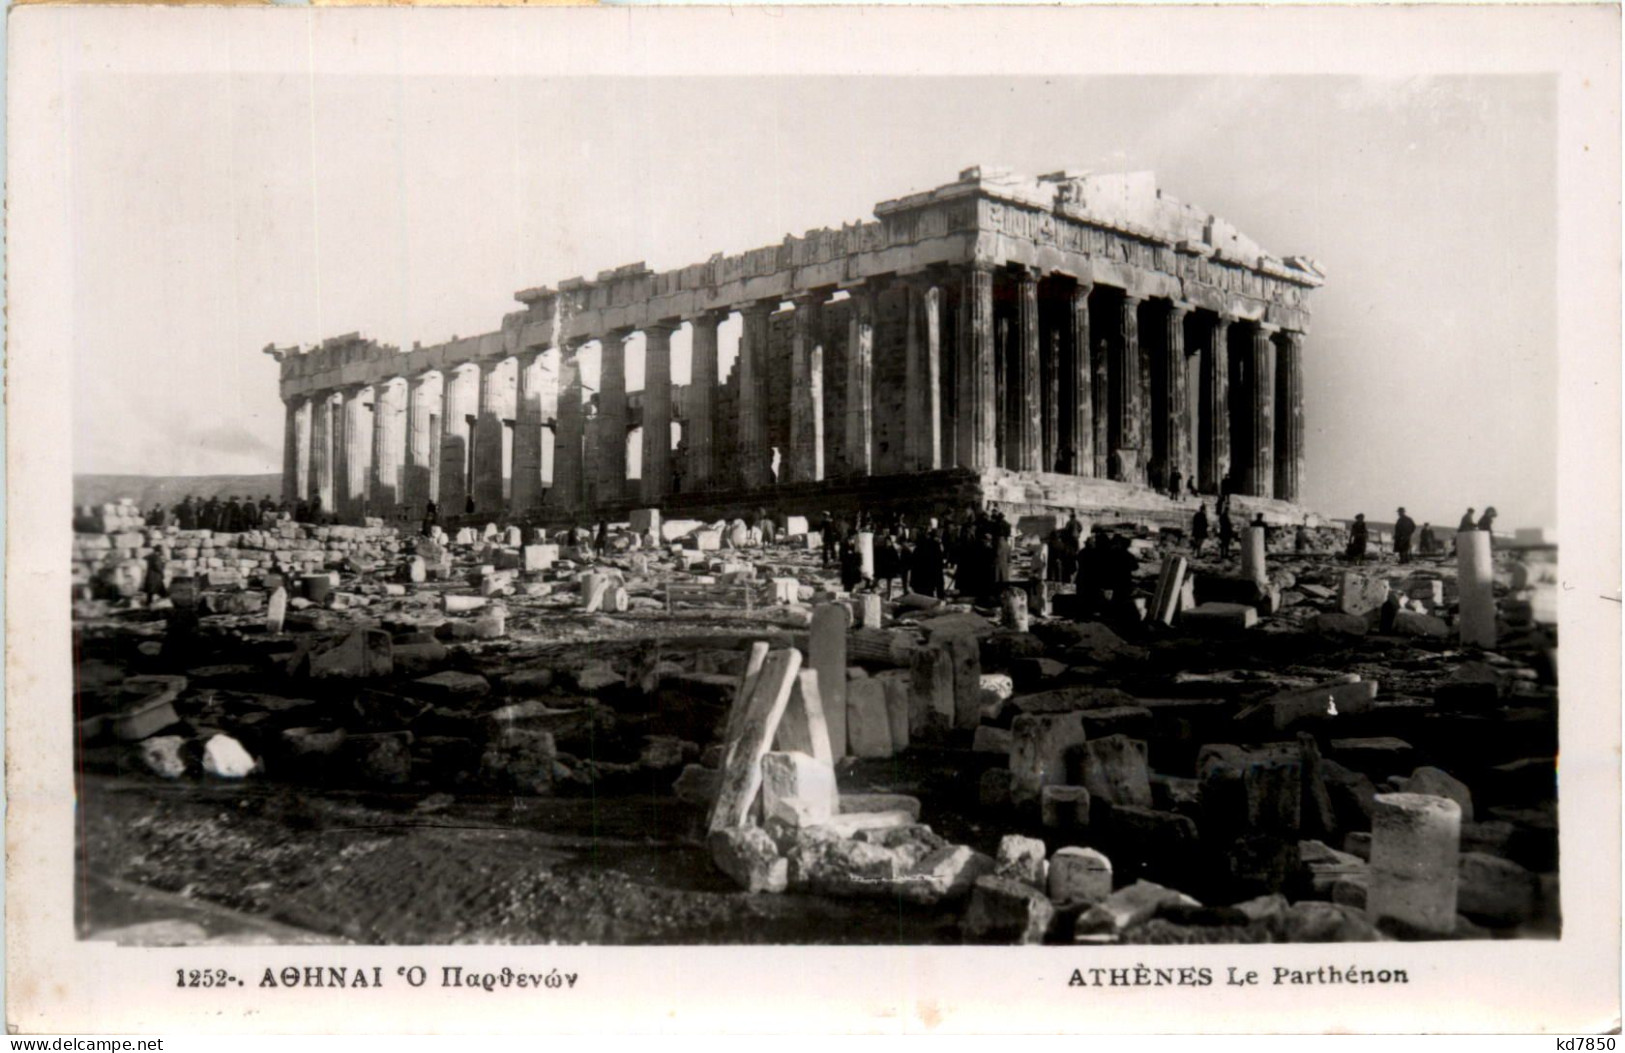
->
[809,605,851,758]
[708,649,803,832]
[774,669,835,766]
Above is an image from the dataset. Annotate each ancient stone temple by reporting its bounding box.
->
[267,167,1323,525]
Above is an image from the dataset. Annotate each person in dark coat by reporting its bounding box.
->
[874,534,902,598]
[1074,533,1106,617]
[1347,513,1369,563]
[839,538,865,593]
[1393,507,1417,564]
[1458,508,1477,533]
[911,529,946,599]
[1477,506,1498,534]
[595,519,609,556]
[200,496,221,532]
[1168,467,1183,499]
[1101,536,1141,627]
[1380,586,1402,634]
[1217,507,1236,560]
[142,546,169,605]
[1190,504,1209,557]
[1419,523,1439,556]
[422,500,439,537]
[818,512,836,566]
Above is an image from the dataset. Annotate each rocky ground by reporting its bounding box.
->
[72,505,1560,946]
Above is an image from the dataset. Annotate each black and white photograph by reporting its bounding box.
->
[8,3,1618,1034]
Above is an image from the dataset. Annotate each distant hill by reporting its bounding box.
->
[75,474,283,510]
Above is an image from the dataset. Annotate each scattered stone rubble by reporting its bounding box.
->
[75,504,1560,944]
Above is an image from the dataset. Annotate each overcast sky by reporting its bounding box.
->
[66,63,1556,529]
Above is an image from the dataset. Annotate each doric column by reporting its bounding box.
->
[903,281,944,472]
[437,366,474,514]
[402,373,436,513]
[1092,335,1110,478]
[471,359,507,514]
[284,397,308,503]
[1275,330,1305,503]
[958,263,997,471]
[688,313,719,488]
[1113,294,1143,480]
[1246,322,1278,498]
[1164,301,1191,487]
[737,305,771,488]
[512,350,546,513]
[641,324,676,504]
[1012,269,1041,472]
[1201,316,1232,493]
[788,296,824,484]
[1068,283,1094,476]
[844,288,876,478]
[338,385,370,520]
[370,378,406,512]
[312,391,336,514]
[551,347,585,516]
[920,283,944,471]
[597,331,629,506]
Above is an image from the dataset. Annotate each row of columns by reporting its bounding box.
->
[279,264,1306,521]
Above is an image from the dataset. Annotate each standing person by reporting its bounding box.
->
[874,534,901,598]
[142,545,169,606]
[1347,513,1369,563]
[595,519,610,558]
[1190,503,1210,557]
[1168,467,1183,500]
[912,528,945,599]
[421,500,439,538]
[1458,508,1477,533]
[1217,506,1236,560]
[1419,522,1439,557]
[991,516,1012,586]
[1102,536,1141,627]
[1295,516,1312,554]
[1394,507,1417,564]
[819,512,837,566]
[839,537,865,593]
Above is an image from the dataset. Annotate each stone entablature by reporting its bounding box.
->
[272,167,1319,401]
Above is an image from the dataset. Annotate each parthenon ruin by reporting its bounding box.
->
[267,167,1324,524]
